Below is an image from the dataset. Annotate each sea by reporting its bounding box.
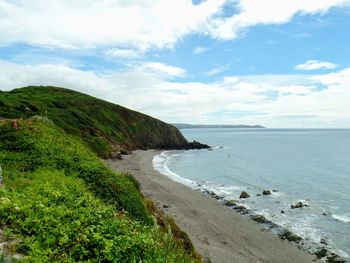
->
[153,128,350,260]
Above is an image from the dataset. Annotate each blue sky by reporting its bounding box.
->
[1,0,350,127]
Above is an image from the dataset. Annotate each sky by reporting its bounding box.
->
[1,0,350,128]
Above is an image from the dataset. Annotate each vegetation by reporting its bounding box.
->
[278,230,302,243]
[0,86,191,157]
[251,215,269,224]
[0,118,200,262]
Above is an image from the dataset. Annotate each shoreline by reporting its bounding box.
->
[107,150,319,263]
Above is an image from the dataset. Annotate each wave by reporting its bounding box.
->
[152,151,199,189]
[332,214,350,223]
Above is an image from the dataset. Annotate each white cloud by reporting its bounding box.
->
[139,62,186,77]
[312,68,350,85]
[0,0,226,50]
[206,0,350,40]
[1,60,350,128]
[295,60,338,71]
[105,48,140,59]
[1,1,349,50]
[193,46,209,55]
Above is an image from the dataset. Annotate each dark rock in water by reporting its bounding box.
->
[262,190,271,195]
[322,211,328,216]
[281,210,285,214]
[272,189,278,192]
[241,210,249,215]
[180,140,210,150]
[256,194,262,196]
[224,200,236,207]
[320,237,328,245]
[239,191,250,199]
[315,248,328,259]
[203,189,222,200]
[233,206,246,212]
[120,149,131,155]
[204,190,216,196]
[326,253,346,263]
[163,204,170,208]
[251,215,269,224]
[291,201,308,209]
[111,152,123,160]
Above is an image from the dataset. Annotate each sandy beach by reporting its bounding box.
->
[107,150,318,263]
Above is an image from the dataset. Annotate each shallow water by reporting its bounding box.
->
[153,128,350,259]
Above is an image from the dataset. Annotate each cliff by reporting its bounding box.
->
[0,86,209,157]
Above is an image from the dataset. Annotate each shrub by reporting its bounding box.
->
[0,119,199,262]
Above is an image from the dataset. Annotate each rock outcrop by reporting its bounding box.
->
[239,191,250,199]
[291,201,308,209]
[262,190,271,195]
[224,200,236,206]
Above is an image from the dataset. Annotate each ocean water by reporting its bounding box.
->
[153,128,350,259]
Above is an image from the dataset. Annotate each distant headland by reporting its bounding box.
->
[172,123,266,129]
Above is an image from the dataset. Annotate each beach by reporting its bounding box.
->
[107,150,318,263]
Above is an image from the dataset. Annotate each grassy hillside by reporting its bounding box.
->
[0,118,199,262]
[0,86,207,157]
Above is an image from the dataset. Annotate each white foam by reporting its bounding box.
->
[333,249,350,259]
[271,191,284,197]
[152,151,199,189]
[204,184,243,198]
[332,214,350,223]
[211,145,228,150]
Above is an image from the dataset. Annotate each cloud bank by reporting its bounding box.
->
[1,0,349,50]
[0,0,225,50]
[1,60,349,128]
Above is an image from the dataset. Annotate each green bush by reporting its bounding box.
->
[0,118,151,224]
[0,169,195,262]
[0,119,199,262]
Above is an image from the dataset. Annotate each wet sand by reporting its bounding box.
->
[107,150,318,263]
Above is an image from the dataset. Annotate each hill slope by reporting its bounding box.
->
[0,86,208,157]
[0,118,199,262]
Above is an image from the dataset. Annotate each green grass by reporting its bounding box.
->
[0,118,151,224]
[0,86,189,157]
[0,118,199,262]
